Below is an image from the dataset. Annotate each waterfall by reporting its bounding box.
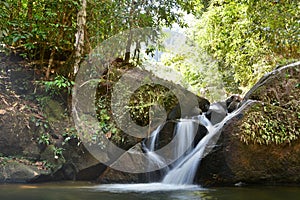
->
[143,125,167,171]
[145,101,252,185]
[172,120,197,164]
[162,116,213,185]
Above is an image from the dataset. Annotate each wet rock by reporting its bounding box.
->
[196,102,300,186]
[167,96,210,120]
[226,95,243,113]
[0,161,51,183]
[142,121,207,152]
[205,102,227,125]
[98,120,209,184]
[196,62,300,186]
[205,95,243,125]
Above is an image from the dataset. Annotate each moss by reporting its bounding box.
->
[241,65,300,145]
[43,98,65,122]
[239,102,300,145]
[94,66,179,148]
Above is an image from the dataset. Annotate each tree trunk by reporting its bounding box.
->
[27,0,33,32]
[46,49,55,80]
[124,30,132,63]
[73,0,87,76]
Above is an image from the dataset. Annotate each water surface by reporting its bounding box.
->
[0,182,299,200]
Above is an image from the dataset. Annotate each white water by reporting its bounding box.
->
[145,101,253,185]
[162,116,214,184]
[92,183,203,193]
[144,125,168,171]
[96,101,253,192]
[172,120,197,162]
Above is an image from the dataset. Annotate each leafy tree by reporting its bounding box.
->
[85,0,202,63]
[0,0,79,78]
[194,0,300,93]
[0,0,202,79]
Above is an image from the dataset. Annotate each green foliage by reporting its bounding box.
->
[38,133,51,145]
[195,0,300,93]
[95,97,123,145]
[0,0,201,78]
[42,75,74,95]
[62,127,79,145]
[0,0,78,64]
[240,103,300,145]
[128,84,178,126]
[87,0,197,44]
[30,115,69,159]
[162,50,226,102]
[52,146,64,159]
[90,65,180,147]
[30,116,50,129]
[0,157,9,166]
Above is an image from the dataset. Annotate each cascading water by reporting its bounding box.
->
[94,101,253,193]
[143,125,167,171]
[144,101,252,185]
[162,116,213,185]
[172,120,197,162]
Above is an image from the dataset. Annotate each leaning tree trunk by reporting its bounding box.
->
[124,31,132,63]
[73,0,87,75]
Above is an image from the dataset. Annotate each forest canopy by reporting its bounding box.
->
[0,0,299,95]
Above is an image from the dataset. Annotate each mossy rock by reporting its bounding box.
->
[196,101,300,186]
[40,145,65,171]
[0,160,51,183]
[196,62,300,186]
[239,102,300,145]
[43,99,65,122]
[241,62,300,145]
[244,62,300,112]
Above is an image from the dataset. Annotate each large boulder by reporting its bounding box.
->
[97,143,145,183]
[196,61,300,186]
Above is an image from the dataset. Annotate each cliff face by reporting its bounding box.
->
[196,62,300,186]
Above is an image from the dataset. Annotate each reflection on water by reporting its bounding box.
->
[0,182,300,200]
[91,183,203,193]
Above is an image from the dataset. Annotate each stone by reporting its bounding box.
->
[167,96,210,120]
[226,95,243,113]
[195,62,300,186]
[205,102,227,125]
[0,161,51,183]
[196,102,300,186]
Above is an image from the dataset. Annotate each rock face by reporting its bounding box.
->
[1,51,299,186]
[196,61,300,186]
[0,53,107,183]
[167,96,210,120]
